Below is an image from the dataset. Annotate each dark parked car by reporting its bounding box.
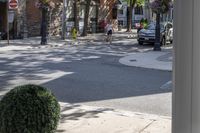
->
[137,22,173,45]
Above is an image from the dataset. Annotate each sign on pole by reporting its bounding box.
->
[7,0,18,45]
[9,0,18,10]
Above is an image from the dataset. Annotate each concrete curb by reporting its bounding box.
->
[119,51,172,71]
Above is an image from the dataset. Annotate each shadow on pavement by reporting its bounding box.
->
[0,43,171,104]
[56,103,114,132]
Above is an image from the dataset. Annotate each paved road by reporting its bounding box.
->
[0,40,172,116]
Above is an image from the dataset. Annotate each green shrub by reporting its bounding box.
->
[140,18,145,24]
[0,84,60,133]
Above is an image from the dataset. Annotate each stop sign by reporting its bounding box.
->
[9,0,18,9]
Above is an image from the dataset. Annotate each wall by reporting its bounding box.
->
[16,0,116,37]
[17,0,28,38]
[117,2,127,27]
[117,2,145,27]
[99,0,117,29]
[26,0,41,36]
[16,0,63,37]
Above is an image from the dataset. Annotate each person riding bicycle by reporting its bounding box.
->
[105,21,113,44]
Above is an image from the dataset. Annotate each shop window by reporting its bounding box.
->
[135,6,143,15]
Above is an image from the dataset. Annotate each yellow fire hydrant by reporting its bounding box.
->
[71,27,77,40]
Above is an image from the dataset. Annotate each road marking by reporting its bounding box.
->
[160,81,172,90]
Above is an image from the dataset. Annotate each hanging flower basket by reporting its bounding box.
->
[150,0,172,14]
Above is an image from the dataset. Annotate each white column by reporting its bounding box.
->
[173,0,200,132]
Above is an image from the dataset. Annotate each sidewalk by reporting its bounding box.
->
[119,47,173,71]
[57,102,171,133]
[0,30,137,50]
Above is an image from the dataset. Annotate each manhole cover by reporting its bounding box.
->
[130,59,137,62]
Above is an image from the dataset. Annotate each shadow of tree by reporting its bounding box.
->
[56,103,114,132]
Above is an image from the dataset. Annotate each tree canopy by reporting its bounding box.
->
[150,0,172,14]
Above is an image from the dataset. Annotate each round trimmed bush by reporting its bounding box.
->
[0,84,60,133]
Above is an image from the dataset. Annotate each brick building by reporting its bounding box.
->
[0,0,117,38]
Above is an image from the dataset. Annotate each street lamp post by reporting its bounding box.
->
[154,12,161,51]
[150,0,171,51]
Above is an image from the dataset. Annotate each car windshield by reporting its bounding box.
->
[146,24,164,30]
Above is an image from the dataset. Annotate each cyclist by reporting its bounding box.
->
[105,21,113,44]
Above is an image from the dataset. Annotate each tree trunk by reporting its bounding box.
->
[74,0,79,30]
[41,8,47,45]
[127,7,130,31]
[127,0,133,32]
[82,0,91,36]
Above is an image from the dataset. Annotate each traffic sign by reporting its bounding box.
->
[9,0,18,10]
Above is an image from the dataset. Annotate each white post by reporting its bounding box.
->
[173,0,200,132]
[62,0,67,40]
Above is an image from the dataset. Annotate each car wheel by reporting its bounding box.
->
[161,37,166,46]
[138,41,143,45]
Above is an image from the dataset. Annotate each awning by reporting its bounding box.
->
[0,0,7,2]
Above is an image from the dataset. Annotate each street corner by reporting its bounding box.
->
[119,51,172,71]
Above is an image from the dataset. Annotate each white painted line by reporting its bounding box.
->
[160,81,172,90]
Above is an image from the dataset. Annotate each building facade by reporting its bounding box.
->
[0,0,63,38]
[146,0,173,23]
[0,0,118,39]
[65,0,118,34]
[117,1,145,27]
[117,0,173,28]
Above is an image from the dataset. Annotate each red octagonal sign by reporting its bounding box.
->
[9,0,18,9]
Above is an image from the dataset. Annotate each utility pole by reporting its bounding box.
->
[62,0,67,40]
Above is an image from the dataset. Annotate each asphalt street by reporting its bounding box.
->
[0,40,172,116]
